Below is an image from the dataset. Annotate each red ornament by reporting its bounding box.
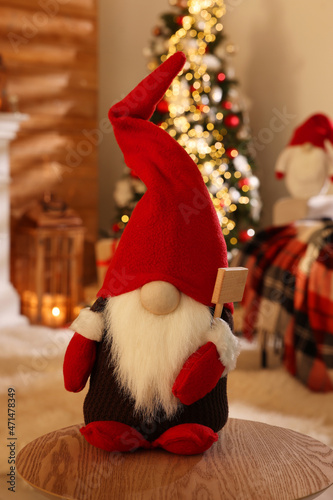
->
[238,178,250,188]
[157,99,169,114]
[217,73,226,82]
[225,147,238,159]
[221,100,232,110]
[239,230,253,243]
[224,114,240,128]
[112,223,121,233]
[175,16,184,25]
[276,172,284,180]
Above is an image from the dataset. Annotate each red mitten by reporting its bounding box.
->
[172,342,225,406]
[63,332,96,392]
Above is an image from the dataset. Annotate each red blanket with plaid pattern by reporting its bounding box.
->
[234,220,333,392]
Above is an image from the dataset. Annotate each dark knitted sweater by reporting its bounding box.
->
[84,299,233,442]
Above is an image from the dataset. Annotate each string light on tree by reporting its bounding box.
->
[112,0,261,254]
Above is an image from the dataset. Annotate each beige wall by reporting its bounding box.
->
[98,0,333,233]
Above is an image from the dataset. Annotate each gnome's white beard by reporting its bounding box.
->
[104,290,214,421]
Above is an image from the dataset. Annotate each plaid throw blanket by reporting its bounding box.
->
[233,220,333,392]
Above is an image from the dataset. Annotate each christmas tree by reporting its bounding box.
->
[112,0,261,256]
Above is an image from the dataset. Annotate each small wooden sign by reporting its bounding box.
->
[212,267,248,318]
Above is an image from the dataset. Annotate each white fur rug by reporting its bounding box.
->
[0,325,332,498]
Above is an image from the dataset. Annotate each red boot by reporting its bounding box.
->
[153,423,218,455]
[80,421,152,452]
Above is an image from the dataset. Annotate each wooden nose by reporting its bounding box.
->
[140,281,180,315]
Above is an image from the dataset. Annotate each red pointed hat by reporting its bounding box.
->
[98,52,230,309]
[289,113,333,149]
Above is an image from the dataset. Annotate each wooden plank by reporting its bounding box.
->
[15,99,96,119]
[0,0,97,19]
[10,88,97,105]
[11,133,72,158]
[0,7,97,43]
[11,154,98,173]
[8,69,98,92]
[18,116,98,133]
[0,42,97,69]
[11,157,98,180]
[11,134,98,159]
[8,88,97,109]
[9,65,97,84]
[212,267,248,318]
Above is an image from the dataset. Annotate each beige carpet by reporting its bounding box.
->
[0,325,332,499]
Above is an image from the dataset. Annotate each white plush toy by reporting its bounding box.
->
[275,114,333,200]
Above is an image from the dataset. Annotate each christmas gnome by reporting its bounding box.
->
[275,113,333,199]
[63,52,240,455]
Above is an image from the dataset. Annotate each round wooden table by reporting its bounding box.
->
[17,418,333,500]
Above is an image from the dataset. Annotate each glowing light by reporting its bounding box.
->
[204,161,213,174]
[52,307,60,317]
[247,229,255,237]
[212,86,223,102]
[121,215,129,223]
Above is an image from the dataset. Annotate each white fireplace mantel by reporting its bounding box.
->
[0,112,29,327]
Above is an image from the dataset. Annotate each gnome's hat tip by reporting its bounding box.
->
[109,52,186,123]
[172,51,186,65]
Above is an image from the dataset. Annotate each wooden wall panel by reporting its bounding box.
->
[0,0,98,284]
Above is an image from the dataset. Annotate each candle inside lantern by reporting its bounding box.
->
[52,307,60,317]
[42,294,67,328]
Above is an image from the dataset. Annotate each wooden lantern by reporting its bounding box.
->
[12,198,85,327]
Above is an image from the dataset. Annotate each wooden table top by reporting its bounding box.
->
[16,418,333,500]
